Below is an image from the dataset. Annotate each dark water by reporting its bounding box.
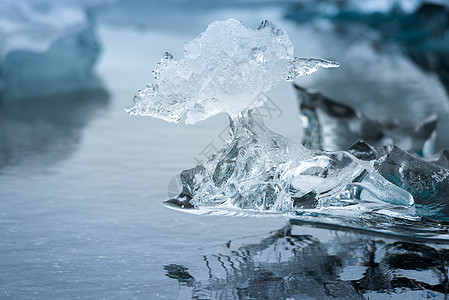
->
[1,1,449,299]
[165,221,449,299]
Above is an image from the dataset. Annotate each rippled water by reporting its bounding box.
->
[1,2,449,299]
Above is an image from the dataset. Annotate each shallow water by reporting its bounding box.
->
[1,3,449,299]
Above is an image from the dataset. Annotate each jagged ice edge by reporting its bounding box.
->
[125,18,339,124]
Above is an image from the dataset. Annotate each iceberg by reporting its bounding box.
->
[128,18,449,232]
[286,1,449,95]
[0,0,114,58]
[0,89,109,168]
[0,0,112,101]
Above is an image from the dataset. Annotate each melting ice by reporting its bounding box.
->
[294,84,438,156]
[127,18,449,233]
[126,18,338,124]
[167,111,415,217]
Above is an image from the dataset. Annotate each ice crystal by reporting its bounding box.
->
[167,111,417,221]
[127,18,449,234]
[294,84,438,156]
[126,18,339,124]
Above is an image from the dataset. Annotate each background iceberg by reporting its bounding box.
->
[295,84,438,156]
[0,0,112,101]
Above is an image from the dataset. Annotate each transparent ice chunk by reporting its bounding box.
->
[166,111,417,222]
[347,141,449,221]
[127,18,448,230]
[374,146,449,221]
[295,84,438,157]
[126,18,339,124]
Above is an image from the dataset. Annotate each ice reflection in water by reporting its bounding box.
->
[165,221,449,299]
[0,88,109,169]
[0,0,110,170]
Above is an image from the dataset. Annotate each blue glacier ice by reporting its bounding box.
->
[0,0,112,101]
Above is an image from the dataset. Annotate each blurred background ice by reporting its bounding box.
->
[1,0,448,298]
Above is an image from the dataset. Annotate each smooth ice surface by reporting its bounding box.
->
[126,18,339,124]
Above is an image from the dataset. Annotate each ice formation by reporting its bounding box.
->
[0,0,112,101]
[126,19,339,124]
[128,18,449,229]
[165,221,449,299]
[347,141,449,221]
[166,111,417,221]
[0,0,112,58]
[286,1,449,95]
[295,84,438,156]
[168,123,449,223]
